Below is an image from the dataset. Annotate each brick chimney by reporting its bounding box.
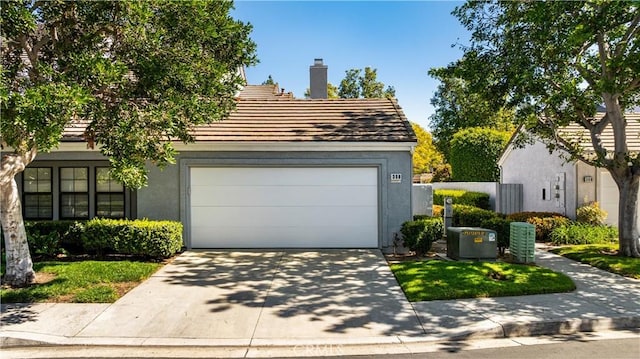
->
[309,58,328,99]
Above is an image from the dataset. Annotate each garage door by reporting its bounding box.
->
[599,170,618,226]
[190,167,378,248]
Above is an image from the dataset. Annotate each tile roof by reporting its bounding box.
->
[192,98,415,142]
[63,97,417,143]
[557,113,640,152]
[237,84,293,99]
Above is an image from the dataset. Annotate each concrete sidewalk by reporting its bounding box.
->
[1,247,639,354]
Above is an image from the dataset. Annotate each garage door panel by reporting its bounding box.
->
[190,185,377,207]
[190,167,377,186]
[190,167,378,248]
[191,225,377,248]
[191,206,377,228]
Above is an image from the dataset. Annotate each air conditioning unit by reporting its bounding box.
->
[510,222,536,263]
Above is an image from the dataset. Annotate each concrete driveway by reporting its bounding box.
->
[76,250,424,344]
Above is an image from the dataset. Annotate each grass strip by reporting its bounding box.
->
[1,260,162,303]
[390,260,575,302]
[550,244,640,279]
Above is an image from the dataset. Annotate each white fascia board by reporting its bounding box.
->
[51,141,416,152]
[170,141,416,152]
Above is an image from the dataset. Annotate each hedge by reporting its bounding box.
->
[23,219,183,259]
[549,223,618,245]
[449,127,511,182]
[400,217,444,256]
[452,204,499,227]
[82,219,183,258]
[506,212,570,242]
[433,189,491,210]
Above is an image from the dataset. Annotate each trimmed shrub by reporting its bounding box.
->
[82,219,183,258]
[576,202,608,226]
[400,217,444,256]
[481,217,512,256]
[506,212,570,242]
[28,231,64,258]
[549,223,618,245]
[449,127,511,181]
[431,163,452,182]
[434,189,491,210]
[25,220,84,250]
[452,204,499,227]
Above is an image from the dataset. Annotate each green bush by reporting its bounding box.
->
[449,127,511,181]
[25,220,84,251]
[481,217,512,256]
[549,223,618,245]
[82,219,183,258]
[401,217,444,256]
[576,202,608,226]
[452,204,499,227]
[434,189,491,210]
[413,205,445,221]
[506,212,570,242]
[28,231,64,258]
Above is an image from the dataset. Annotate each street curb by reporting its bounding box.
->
[3,316,639,350]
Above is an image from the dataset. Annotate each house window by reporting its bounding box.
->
[96,167,125,218]
[60,167,89,219]
[23,167,53,219]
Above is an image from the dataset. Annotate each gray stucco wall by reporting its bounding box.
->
[501,140,577,218]
[138,150,414,251]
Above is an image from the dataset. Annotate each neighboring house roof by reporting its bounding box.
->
[237,84,293,100]
[499,113,640,165]
[62,96,416,144]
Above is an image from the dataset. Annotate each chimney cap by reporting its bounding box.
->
[313,58,324,65]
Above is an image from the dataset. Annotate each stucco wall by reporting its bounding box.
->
[501,140,577,218]
[138,150,414,251]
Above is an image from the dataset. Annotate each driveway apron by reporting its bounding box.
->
[76,250,424,341]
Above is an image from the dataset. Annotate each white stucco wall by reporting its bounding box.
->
[500,140,577,218]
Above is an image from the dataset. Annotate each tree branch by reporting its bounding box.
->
[615,12,640,58]
[596,33,612,81]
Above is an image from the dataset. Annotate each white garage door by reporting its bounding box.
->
[599,170,618,226]
[190,167,378,248]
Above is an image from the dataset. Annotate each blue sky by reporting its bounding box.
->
[231,0,469,130]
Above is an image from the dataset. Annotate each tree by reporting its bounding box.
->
[411,122,444,175]
[449,127,511,182]
[262,75,275,85]
[0,0,257,286]
[338,67,395,99]
[428,66,514,160]
[451,1,640,256]
[304,82,338,99]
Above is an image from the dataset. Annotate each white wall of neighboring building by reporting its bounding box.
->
[500,139,577,218]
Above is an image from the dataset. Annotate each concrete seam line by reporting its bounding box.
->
[408,302,429,335]
[246,251,286,354]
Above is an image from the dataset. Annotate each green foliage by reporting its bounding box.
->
[262,75,275,85]
[549,223,618,246]
[304,82,339,99]
[391,261,575,302]
[428,67,515,160]
[551,244,640,279]
[481,217,512,255]
[338,67,395,99]
[400,218,444,256]
[82,219,183,258]
[1,0,257,188]
[507,212,570,242]
[27,232,64,258]
[430,163,452,182]
[434,189,490,210]
[411,122,444,175]
[25,220,84,251]
[451,204,498,227]
[576,202,608,226]
[449,127,511,182]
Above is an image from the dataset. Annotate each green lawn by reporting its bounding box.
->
[550,244,640,279]
[390,260,575,302]
[1,260,162,303]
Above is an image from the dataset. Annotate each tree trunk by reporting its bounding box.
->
[617,175,640,257]
[1,150,37,287]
